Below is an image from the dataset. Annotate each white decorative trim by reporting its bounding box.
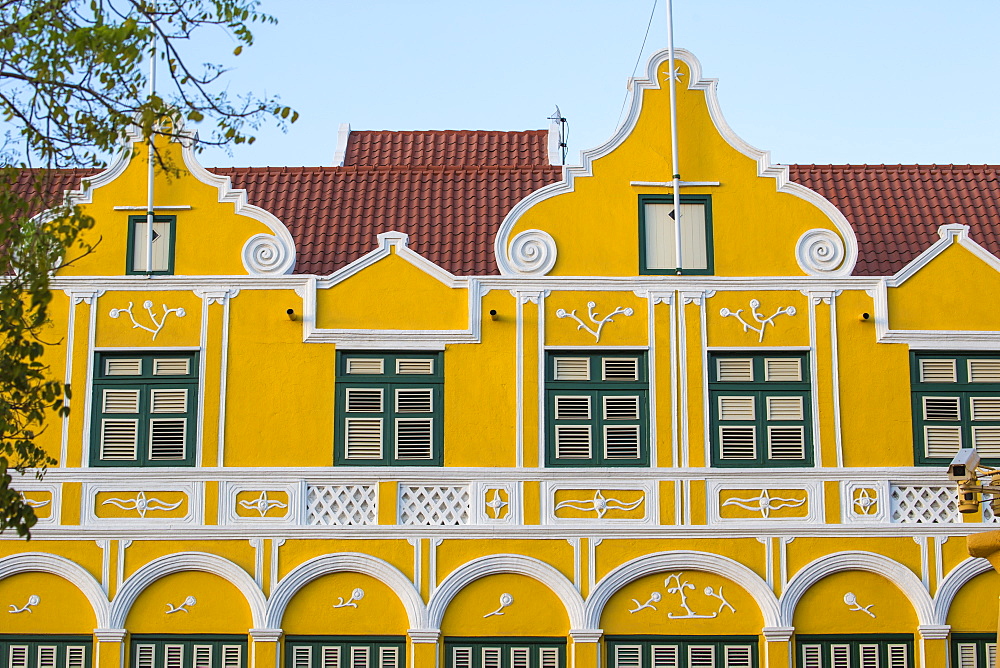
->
[708,480,822,525]
[568,629,603,643]
[843,592,875,618]
[108,300,185,340]
[95,628,128,642]
[933,557,992,625]
[508,230,558,275]
[473,482,520,525]
[14,482,60,525]
[482,592,514,618]
[165,595,197,614]
[719,299,795,342]
[266,553,426,629]
[83,482,203,525]
[841,480,889,524]
[249,628,283,642]
[542,481,656,525]
[427,554,586,629]
[332,587,365,609]
[493,48,858,276]
[242,233,295,276]
[111,551,265,628]
[333,123,351,167]
[585,551,780,629]
[918,624,951,640]
[779,551,934,627]
[0,553,110,626]
[7,594,40,614]
[630,181,720,187]
[796,229,847,275]
[193,287,239,306]
[407,629,441,644]
[219,482,298,525]
[761,627,794,642]
[555,301,633,342]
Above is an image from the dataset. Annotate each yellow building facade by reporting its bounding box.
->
[2,49,998,668]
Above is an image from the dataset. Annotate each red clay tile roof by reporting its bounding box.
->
[788,164,1000,276]
[343,130,551,167]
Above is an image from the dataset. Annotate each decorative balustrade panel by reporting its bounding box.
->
[399,485,470,526]
[890,484,958,523]
[306,484,378,525]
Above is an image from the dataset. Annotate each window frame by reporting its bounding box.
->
[638,194,714,276]
[545,351,649,468]
[951,633,996,668]
[796,635,913,668]
[128,635,247,668]
[444,637,565,668]
[911,351,1000,466]
[334,351,444,466]
[708,352,813,468]
[126,214,177,275]
[0,636,92,668]
[605,636,758,668]
[284,636,406,668]
[89,351,199,467]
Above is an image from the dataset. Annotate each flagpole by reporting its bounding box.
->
[666,0,683,274]
[145,27,156,275]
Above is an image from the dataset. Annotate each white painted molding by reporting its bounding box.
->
[249,628,283,642]
[408,629,441,644]
[541,481,656,526]
[761,627,795,642]
[568,629,604,643]
[333,123,351,167]
[707,480,822,526]
[933,556,992,625]
[0,553,110,627]
[508,230,558,275]
[266,552,426,629]
[427,554,585,629]
[111,551,265,628]
[82,482,203,526]
[493,48,858,277]
[218,482,298,526]
[94,629,128,642]
[918,625,951,640]
[585,550,780,629]
[779,551,934,627]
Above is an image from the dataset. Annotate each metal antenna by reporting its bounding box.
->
[548,106,568,165]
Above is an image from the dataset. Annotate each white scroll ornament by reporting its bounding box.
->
[508,229,557,275]
[795,228,846,275]
[242,233,294,275]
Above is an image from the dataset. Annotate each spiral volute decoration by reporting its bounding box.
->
[242,233,293,276]
[795,228,845,275]
[508,229,557,275]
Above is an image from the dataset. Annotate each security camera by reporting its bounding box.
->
[949,448,981,481]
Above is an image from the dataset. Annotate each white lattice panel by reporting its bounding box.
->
[890,485,958,523]
[399,485,469,526]
[982,497,1000,523]
[306,485,377,525]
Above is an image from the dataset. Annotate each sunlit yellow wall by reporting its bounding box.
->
[281,573,409,635]
[793,571,917,634]
[124,571,252,633]
[440,574,569,636]
[0,573,96,633]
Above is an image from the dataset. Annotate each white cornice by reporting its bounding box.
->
[493,49,859,277]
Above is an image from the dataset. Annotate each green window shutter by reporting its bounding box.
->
[546,353,649,467]
[336,353,443,466]
[638,194,714,275]
[797,636,913,668]
[452,648,473,668]
[651,646,679,668]
[129,636,245,668]
[912,353,1000,465]
[710,353,811,467]
[126,215,176,275]
[607,638,754,668]
[286,637,404,668]
[444,640,563,668]
[1,636,93,668]
[91,353,198,467]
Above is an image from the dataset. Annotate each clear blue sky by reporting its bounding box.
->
[194,0,1000,168]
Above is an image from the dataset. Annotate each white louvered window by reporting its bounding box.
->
[323,647,342,668]
[548,353,647,467]
[797,638,911,668]
[445,643,562,668]
[452,648,473,668]
[711,353,811,467]
[886,646,907,668]
[127,638,245,668]
[35,648,56,668]
[914,354,1000,465]
[293,647,313,668]
[337,353,443,465]
[93,353,197,467]
[724,646,752,668]
[651,646,680,668]
[607,640,752,668]
[481,649,501,668]
[135,644,156,668]
[378,648,399,668]
[641,195,712,273]
[351,647,369,668]
[286,634,404,668]
[953,638,995,668]
[538,649,559,668]
[164,645,184,668]
[614,646,641,668]
[64,647,86,668]
[192,646,212,668]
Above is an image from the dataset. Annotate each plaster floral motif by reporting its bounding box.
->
[8,595,39,614]
[101,491,183,518]
[484,489,509,520]
[238,491,288,517]
[165,596,196,614]
[853,488,879,516]
[554,489,643,519]
[109,300,185,340]
[556,301,634,342]
[483,593,514,618]
[844,592,876,618]
[333,588,365,609]
[628,591,661,614]
[719,299,795,342]
[663,573,736,619]
[721,489,806,518]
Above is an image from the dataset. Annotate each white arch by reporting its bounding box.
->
[111,551,266,628]
[585,550,780,629]
[0,552,110,627]
[427,554,585,630]
[780,551,934,627]
[266,553,426,629]
[934,557,993,625]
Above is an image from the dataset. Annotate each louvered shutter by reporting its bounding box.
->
[153,358,189,375]
[106,358,142,375]
[717,358,753,382]
[724,646,753,668]
[323,647,342,668]
[7,646,28,668]
[923,396,960,421]
[614,646,642,668]
[164,645,184,668]
[830,645,851,668]
[604,424,641,459]
[859,645,879,668]
[351,647,370,668]
[801,645,823,668]
[395,387,434,460]
[987,644,996,668]
[222,646,242,668]
[482,648,501,668]
[688,646,714,668]
[555,425,592,458]
[347,389,384,413]
[719,426,756,459]
[101,419,139,460]
[378,648,398,668]
[346,418,383,459]
[193,645,213,668]
[768,425,806,459]
[651,646,679,668]
[924,425,963,457]
[604,396,639,420]
[538,648,560,668]
[347,358,384,374]
[767,396,804,420]
[397,358,434,374]
[452,648,473,668]
[511,648,530,668]
[293,646,313,668]
[554,358,590,381]
[603,358,639,381]
[134,644,156,668]
[765,358,801,382]
[957,645,978,668]
[920,359,957,383]
[970,360,1000,383]
[556,396,591,419]
[719,396,755,420]
[65,646,87,668]
[148,417,187,460]
[886,645,907,668]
